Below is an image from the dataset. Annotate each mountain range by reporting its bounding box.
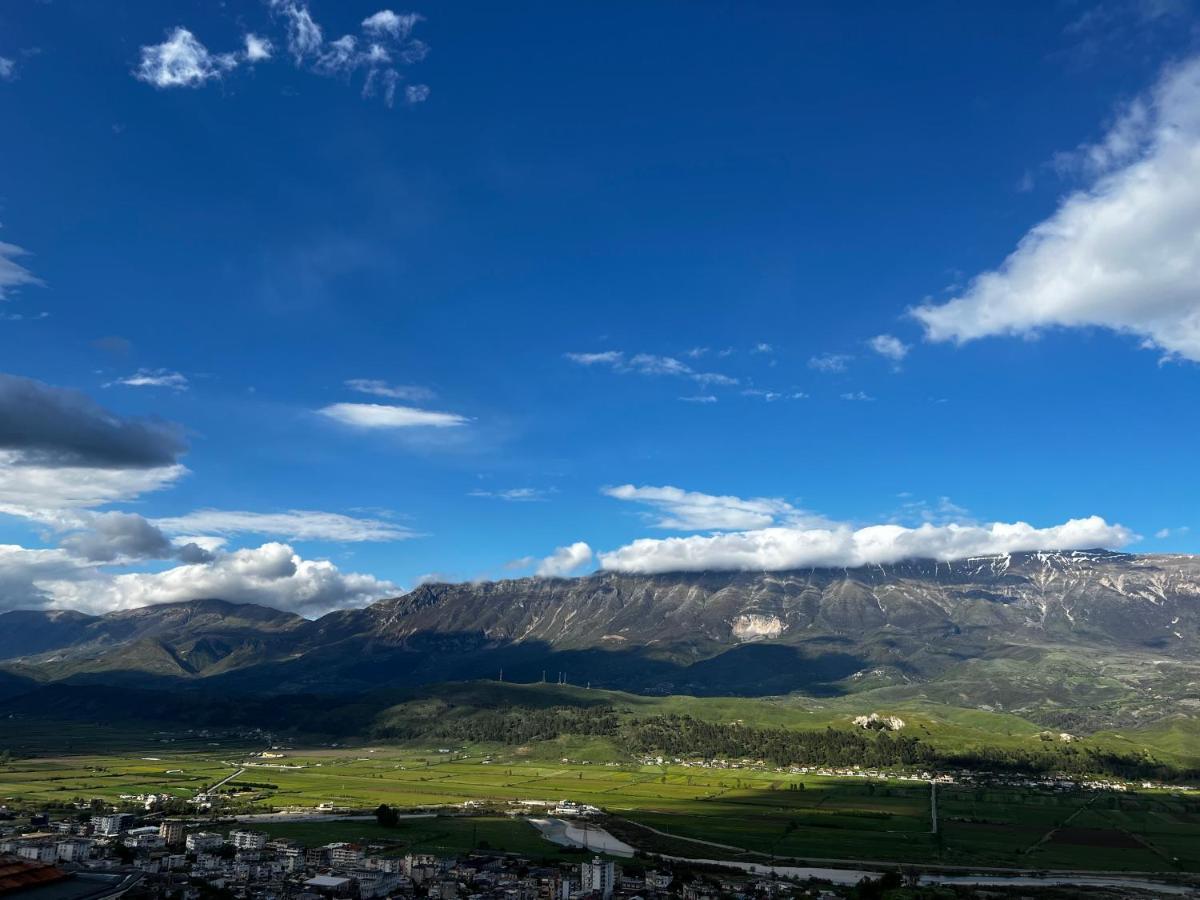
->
[2,549,1198,732]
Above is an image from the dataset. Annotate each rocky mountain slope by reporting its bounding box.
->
[2,551,1198,727]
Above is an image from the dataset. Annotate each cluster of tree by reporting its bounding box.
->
[621,715,936,768]
[373,704,623,743]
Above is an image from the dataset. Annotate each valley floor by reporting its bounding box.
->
[3,738,1200,876]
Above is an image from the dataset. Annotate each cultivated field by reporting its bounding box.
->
[3,739,1199,873]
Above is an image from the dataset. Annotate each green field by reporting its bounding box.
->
[4,738,1200,874]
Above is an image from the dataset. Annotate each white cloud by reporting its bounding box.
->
[914,57,1200,363]
[741,389,806,401]
[318,402,467,429]
[599,516,1135,575]
[565,351,623,366]
[109,369,189,390]
[268,0,428,107]
[468,488,552,502]
[243,33,274,62]
[868,334,910,363]
[0,57,14,81]
[25,541,397,617]
[679,395,717,403]
[0,452,186,526]
[345,378,434,401]
[566,350,738,388]
[536,541,593,577]
[153,509,416,542]
[603,484,815,531]
[752,342,773,354]
[1155,525,1190,539]
[808,353,852,373]
[362,10,422,39]
[841,391,874,401]
[270,0,324,61]
[0,242,44,301]
[135,27,238,88]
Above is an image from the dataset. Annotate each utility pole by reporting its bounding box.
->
[541,670,546,683]
[498,668,503,682]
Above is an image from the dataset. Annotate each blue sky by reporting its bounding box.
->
[2,0,1200,615]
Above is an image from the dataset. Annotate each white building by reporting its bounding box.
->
[230,830,267,851]
[186,831,225,853]
[580,856,614,899]
[327,843,365,868]
[92,813,135,836]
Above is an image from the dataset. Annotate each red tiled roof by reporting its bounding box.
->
[0,855,67,896]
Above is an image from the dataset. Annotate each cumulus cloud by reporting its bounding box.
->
[599,516,1135,575]
[868,334,910,363]
[0,374,186,468]
[808,353,852,373]
[153,508,416,542]
[318,402,468,429]
[603,484,815,531]
[244,33,274,62]
[59,512,175,562]
[108,368,189,390]
[536,541,593,577]
[345,378,434,401]
[135,27,238,88]
[565,350,737,388]
[0,242,44,301]
[914,57,1200,363]
[8,541,397,617]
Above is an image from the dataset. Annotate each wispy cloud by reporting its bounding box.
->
[345,378,434,401]
[318,402,468,429]
[154,508,417,542]
[741,389,806,402]
[840,391,874,401]
[0,241,44,301]
[0,57,16,81]
[135,4,430,107]
[469,487,553,502]
[808,353,852,373]
[602,483,818,531]
[868,334,909,365]
[566,350,738,388]
[108,368,189,390]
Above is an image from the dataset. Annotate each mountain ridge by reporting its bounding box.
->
[2,549,1198,730]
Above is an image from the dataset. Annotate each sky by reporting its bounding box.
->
[2,0,1200,617]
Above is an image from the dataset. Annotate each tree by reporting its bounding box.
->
[374,803,399,827]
